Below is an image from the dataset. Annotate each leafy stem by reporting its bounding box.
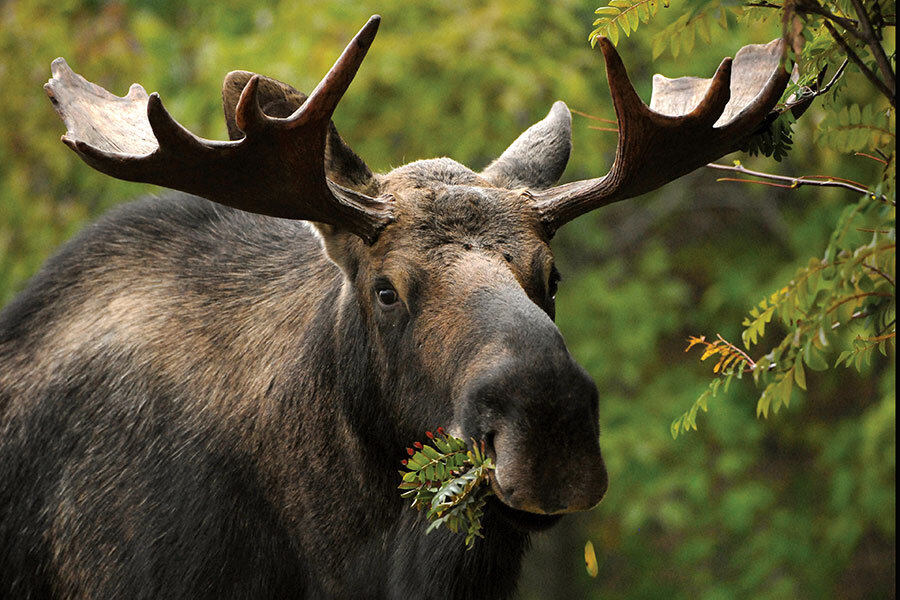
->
[399,430,496,548]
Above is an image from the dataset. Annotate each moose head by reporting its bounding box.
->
[44,16,789,524]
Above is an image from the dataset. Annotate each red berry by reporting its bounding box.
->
[401,459,408,466]
[425,431,434,439]
[406,447,415,456]
[413,441,423,449]
[437,427,446,436]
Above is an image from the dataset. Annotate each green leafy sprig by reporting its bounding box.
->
[398,428,495,548]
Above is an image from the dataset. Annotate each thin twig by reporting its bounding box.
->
[571,108,617,124]
[716,177,798,189]
[863,331,896,342]
[848,0,896,98]
[780,60,847,120]
[804,174,872,187]
[818,59,849,95]
[797,1,862,36]
[826,292,893,315]
[876,318,896,337]
[716,334,757,368]
[863,263,895,287]
[588,126,619,133]
[706,162,895,205]
[822,20,896,106]
[855,152,889,165]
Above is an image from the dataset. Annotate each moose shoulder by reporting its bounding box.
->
[0,16,790,600]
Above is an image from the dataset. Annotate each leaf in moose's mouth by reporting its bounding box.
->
[398,429,495,549]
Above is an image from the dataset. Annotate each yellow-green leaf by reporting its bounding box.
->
[608,21,619,45]
[794,356,807,390]
[585,540,599,577]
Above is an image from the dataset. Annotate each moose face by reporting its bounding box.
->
[44,14,789,525]
[318,158,608,521]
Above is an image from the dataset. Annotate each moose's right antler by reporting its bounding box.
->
[531,38,791,235]
[45,16,392,243]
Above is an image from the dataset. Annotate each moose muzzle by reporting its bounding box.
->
[458,291,608,516]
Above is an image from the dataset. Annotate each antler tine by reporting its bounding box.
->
[46,16,392,244]
[234,75,268,135]
[290,15,380,126]
[532,37,790,235]
[230,15,381,136]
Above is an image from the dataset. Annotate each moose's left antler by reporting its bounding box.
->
[44,16,392,243]
[531,38,791,234]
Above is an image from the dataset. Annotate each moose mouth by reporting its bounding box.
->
[486,470,563,532]
[488,496,563,532]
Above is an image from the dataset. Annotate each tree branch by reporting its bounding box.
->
[706,162,895,205]
[796,1,863,36]
[848,0,896,98]
[863,263,895,287]
[826,292,893,315]
[822,20,896,106]
[817,59,849,95]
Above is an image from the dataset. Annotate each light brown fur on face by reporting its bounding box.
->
[316,158,556,376]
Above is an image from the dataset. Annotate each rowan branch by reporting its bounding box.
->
[826,292,893,315]
[795,1,862,36]
[848,0,896,98]
[863,263,896,287]
[855,151,888,165]
[706,162,895,205]
[817,59,849,95]
[716,334,757,368]
[822,20,896,106]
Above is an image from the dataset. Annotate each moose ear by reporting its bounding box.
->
[481,101,572,190]
[222,71,378,195]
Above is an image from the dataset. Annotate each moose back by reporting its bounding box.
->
[0,16,789,600]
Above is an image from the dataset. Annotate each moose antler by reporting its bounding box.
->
[44,16,392,243]
[531,38,791,234]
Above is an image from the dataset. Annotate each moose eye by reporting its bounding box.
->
[548,267,562,300]
[375,282,399,307]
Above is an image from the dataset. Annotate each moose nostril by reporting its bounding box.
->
[484,431,496,456]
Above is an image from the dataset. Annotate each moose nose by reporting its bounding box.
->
[488,425,608,515]
[466,351,608,516]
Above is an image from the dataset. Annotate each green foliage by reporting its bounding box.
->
[651,1,732,59]
[685,193,894,432]
[591,0,733,59]
[742,111,795,162]
[658,0,896,437]
[589,0,666,47]
[815,103,895,153]
[398,430,495,548]
[672,335,750,438]
[574,1,893,595]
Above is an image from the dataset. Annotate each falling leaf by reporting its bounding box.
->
[584,540,599,578]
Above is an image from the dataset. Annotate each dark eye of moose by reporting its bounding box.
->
[375,281,399,307]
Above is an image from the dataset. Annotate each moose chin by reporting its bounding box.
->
[0,15,789,600]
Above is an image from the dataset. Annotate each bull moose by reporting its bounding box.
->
[0,15,790,600]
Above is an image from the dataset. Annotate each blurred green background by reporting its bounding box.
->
[0,1,894,598]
